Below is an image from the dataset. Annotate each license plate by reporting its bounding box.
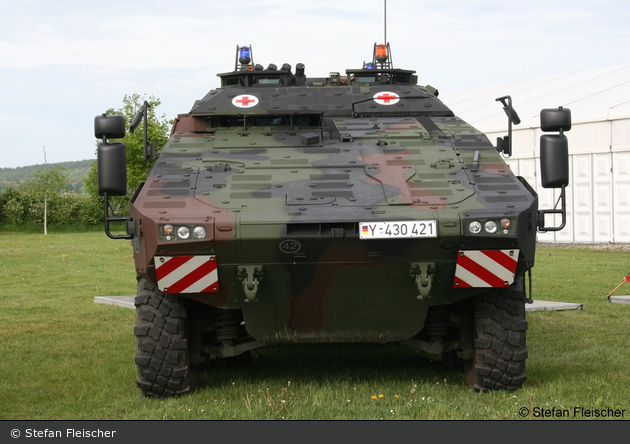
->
[360,221,437,239]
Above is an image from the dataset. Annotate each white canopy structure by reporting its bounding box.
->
[441,65,630,244]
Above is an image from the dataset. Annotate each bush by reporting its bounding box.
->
[2,195,25,226]
[79,196,104,226]
[0,169,109,230]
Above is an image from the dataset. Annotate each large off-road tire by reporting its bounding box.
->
[134,277,199,398]
[466,284,528,392]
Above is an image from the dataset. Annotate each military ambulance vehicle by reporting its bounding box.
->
[95,44,571,397]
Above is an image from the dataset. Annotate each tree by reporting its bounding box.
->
[0,187,25,226]
[20,166,74,227]
[86,94,171,200]
[0,166,106,230]
[85,94,171,226]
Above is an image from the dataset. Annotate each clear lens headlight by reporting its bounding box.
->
[163,224,173,235]
[177,226,191,240]
[193,226,207,239]
[484,220,498,234]
[469,221,482,234]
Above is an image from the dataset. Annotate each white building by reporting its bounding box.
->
[441,65,630,244]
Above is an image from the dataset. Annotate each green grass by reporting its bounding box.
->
[1,233,629,420]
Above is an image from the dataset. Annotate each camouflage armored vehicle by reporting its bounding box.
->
[95,43,571,397]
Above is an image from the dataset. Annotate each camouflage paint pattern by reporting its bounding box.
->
[128,62,537,345]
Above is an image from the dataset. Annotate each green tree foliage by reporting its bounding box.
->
[111,93,170,189]
[0,167,103,229]
[0,188,25,226]
[0,160,94,193]
[0,166,97,229]
[86,93,171,197]
[84,94,171,223]
[21,167,71,227]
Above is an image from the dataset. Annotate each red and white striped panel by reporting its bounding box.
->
[453,250,519,288]
[155,255,219,294]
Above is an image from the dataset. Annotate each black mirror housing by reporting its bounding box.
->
[94,115,126,139]
[540,135,569,188]
[540,108,571,132]
[97,141,127,196]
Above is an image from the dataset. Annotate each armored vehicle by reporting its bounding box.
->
[95,44,571,397]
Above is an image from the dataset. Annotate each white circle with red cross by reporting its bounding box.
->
[232,94,259,108]
[373,91,400,105]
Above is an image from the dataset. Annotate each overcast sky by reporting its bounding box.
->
[1,0,628,168]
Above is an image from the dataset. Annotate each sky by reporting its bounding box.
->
[1,0,629,168]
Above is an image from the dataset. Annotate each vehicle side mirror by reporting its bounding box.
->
[540,107,571,132]
[95,114,127,196]
[540,135,569,188]
[540,134,569,188]
[537,107,571,232]
[97,141,127,196]
[94,113,132,239]
[539,107,571,188]
[94,114,126,139]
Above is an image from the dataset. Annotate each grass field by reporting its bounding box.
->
[1,232,629,420]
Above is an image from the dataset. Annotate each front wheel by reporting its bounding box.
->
[466,283,528,392]
[134,278,199,397]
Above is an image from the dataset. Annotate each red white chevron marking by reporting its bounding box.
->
[155,255,219,294]
[453,250,519,288]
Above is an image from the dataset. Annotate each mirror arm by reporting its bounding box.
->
[103,192,133,240]
[495,95,521,158]
[129,101,153,161]
[143,102,150,161]
[537,185,567,232]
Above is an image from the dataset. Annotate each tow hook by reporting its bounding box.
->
[410,262,435,300]
[237,265,264,302]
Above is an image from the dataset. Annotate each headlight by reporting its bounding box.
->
[159,224,209,241]
[177,226,191,240]
[466,218,515,235]
[469,221,482,234]
[484,220,498,234]
[193,226,207,239]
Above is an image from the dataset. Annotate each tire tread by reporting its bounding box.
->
[134,278,198,398]
[468,285,528,392]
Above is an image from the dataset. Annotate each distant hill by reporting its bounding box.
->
[0,159,95,193]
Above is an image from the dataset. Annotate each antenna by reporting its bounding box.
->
[384,0,387,44]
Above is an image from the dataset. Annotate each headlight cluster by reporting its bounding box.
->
[160,224,207,241]
[467,218,514,235]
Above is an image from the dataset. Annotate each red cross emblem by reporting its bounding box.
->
[373,91,400,105]
[232,94,259,108]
